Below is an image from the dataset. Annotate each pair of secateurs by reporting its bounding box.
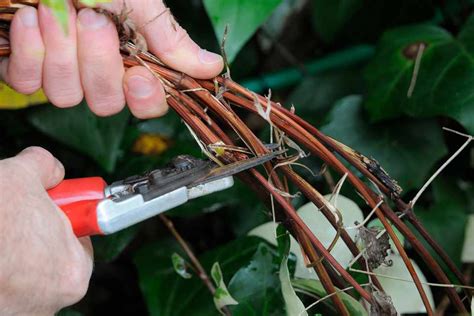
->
[48,151,280,237]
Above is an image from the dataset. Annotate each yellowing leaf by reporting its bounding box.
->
[0,82,47,109]
[132,133,169,156]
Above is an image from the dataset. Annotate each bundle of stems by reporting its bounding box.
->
[0,1,471,315]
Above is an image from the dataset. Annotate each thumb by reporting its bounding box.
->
[13,147,65,189]
[144,8,224,79]
[101,1,224,79]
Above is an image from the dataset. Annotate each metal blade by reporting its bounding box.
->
[196,149,285,185]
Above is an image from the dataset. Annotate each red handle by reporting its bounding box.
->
[48,177,107,237]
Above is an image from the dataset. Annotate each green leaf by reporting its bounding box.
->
[287,68,365,126]
[227,243,284,315]
[55,309,83,316]
[29,102,130,172]
[365,17,474,134]
[134,237,283,316]
[292,279,368,316]
[211,262,239,313]
[276,225,307,316]
[41,0,69,31]
[249,194,364,280]
[321,95,448,191]
[311,0,363,43]
[92,226,138,262]
[172,253,193,279]
[310,0,435,44]
[414,178,469,268]
[203,0,282,63]
[42,0,112,32]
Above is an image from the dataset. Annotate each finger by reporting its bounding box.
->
[14,147,65,189]
[39,1,83,107]
[101,1,223,79]
[123,66,167,119]
[6,6,44,94]
[143,7,223,79]
[77,8,125,116]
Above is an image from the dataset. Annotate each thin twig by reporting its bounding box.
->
[298,283,371,315]
[159,215,216,294]
[409,128,473,208]
[350,267,474,290]
[407,43,425,98]
[345,200,384,230]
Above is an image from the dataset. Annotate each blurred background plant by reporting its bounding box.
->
[0,0,473,315]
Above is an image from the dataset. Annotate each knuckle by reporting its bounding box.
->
[45,60,83,107]
[59,260,91,304]
[81,50,113,66]
[9,61,42,94]
[48,60,76,82]
[23,146,54,161]
[86,72,125,115]
[89,94,125,117]
[48,89,83,108]
[11,79,41,95]
[161,24,191,53]
[12,147,56,178]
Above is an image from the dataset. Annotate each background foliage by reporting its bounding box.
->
[1,0,473,314]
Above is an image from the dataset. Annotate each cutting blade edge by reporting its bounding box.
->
[197,149,285,185]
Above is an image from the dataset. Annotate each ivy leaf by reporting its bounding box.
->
[311,0,363,43]
[29,102,130,172]
[414,178,469,268]
[321,95,448,191]
[287,68,365,126]
[364,16,474,134]
[56,309,83,316]
[249,194,364,280]
[310,0,434,44]
[203,0,282,63]
[172,253,193,279]
[134,237,285,316]
[93,226,138,262]
[276,225,307,316]
[211,262,239,313]
[227,243,285,315]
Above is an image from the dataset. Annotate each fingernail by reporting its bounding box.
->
[20,7,38,28]
[126,75,154,98]
[198,49,222,65]
[78,8,109,30]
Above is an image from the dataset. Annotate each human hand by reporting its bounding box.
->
[0,147,93,315]
[2,0,223,118]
